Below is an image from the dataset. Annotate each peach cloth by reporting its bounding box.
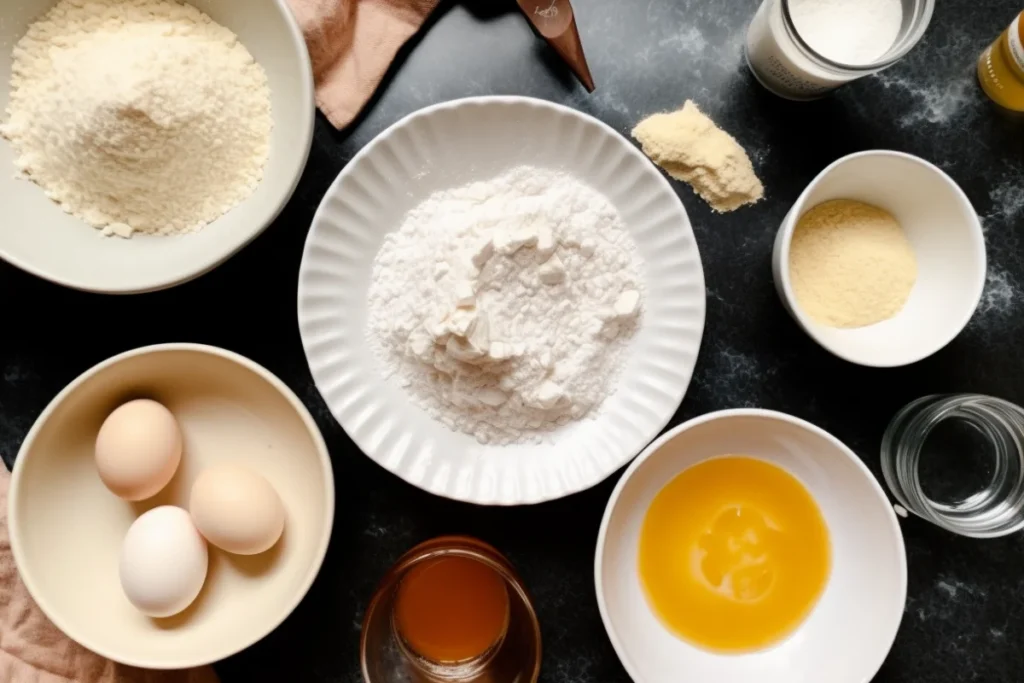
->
[288,0,442,128]
[0,466,218,683]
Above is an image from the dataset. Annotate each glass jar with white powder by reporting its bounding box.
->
[745,0,935,99]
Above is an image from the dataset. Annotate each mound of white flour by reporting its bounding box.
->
[0,0,272,237]
[367,167,645,445]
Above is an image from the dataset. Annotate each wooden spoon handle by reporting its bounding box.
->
[516,0,595,92]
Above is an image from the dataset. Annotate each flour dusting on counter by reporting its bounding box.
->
[989,179,1024,221]
[367,167,644,444]
[874,72,973,127]
[973,268,1018,320]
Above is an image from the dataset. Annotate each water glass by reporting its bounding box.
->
[881,394,1024,538]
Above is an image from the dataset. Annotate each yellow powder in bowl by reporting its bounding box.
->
[788,199,917,328]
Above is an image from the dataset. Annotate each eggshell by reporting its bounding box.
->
[119,506,208,618]
[189,464,285,555]
[95,399,182,501]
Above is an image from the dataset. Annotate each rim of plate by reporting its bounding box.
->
[297,95,706,505]
[594,408,908,683]
[8,343,336,669]
[0,0,314,294]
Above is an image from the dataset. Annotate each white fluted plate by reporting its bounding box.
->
[297,97,705,505]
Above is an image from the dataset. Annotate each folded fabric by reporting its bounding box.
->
[287,0,442,129]
[0,466,218,683]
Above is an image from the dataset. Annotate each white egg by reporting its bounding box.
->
[119,506,208,618]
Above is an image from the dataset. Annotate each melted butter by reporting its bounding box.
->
[696,505,778,602]
[639,456,831,652]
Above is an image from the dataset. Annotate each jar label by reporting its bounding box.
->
[744,0,847,99]
[1010,15,1024,76]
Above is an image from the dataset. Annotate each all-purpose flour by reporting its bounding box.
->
[367,167,645,445]
[0,0,272,237]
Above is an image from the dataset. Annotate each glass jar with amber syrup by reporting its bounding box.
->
[360,536,541,683]
[978,11,1024,111]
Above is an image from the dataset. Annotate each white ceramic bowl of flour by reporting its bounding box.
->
[298,97,706,505]
[0,0,313,293]
[772,150,986,367]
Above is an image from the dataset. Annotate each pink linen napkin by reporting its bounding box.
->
[0,465,218,683]
[287,0,442,129]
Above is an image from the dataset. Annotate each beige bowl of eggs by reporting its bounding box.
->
[8,344,335,668]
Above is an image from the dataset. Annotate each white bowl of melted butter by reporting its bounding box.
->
[595,409,906,683]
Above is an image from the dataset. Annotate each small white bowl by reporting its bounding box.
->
[0,0,314,293]
[595,409,906,683]
[9,344,335,668]
[771,151,985,367]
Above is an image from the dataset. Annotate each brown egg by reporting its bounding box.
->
[189,464,285,555]
[95,399,182,501]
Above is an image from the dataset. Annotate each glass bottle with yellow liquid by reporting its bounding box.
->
[978,11,1024,111]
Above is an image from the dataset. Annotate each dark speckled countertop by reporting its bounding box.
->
[3,0,1024,681]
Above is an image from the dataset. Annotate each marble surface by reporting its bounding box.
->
[2,0,1024,681]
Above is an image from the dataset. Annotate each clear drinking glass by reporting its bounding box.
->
[360,536,542,683]
[745,0,935,99]
[881,394,1024,538]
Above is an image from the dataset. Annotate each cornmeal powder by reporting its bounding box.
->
[788,199,917,328]
[631,101,764,213]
